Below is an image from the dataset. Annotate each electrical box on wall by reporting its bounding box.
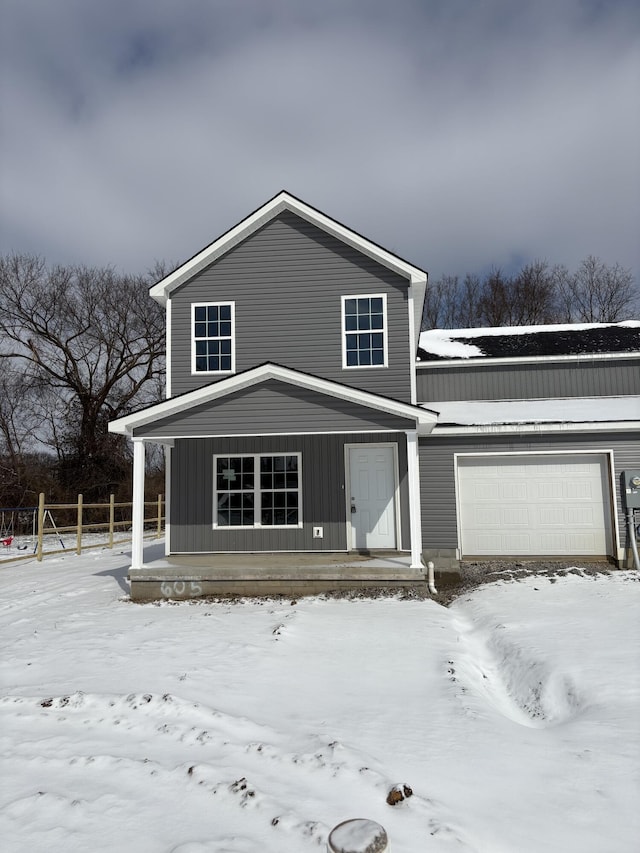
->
[621,470,640,509]
[313,526,324,539]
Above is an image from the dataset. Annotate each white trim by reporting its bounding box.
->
[109,363,438,436]
[417,351,640,369]
[341,293,388,369]
[164,444,171,556]
[344,443,401,551]
[120,429,403,443]
[432,420,640,436]
[191,301,236,376]
[166,299,172,398]
[453,449,619,560]
[212,451,303,530]
[407,287,417,405]
[150,192,427,306]
[405,430,423,568]
[131,440,146,569]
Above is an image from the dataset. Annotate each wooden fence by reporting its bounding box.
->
[1,494,164,562]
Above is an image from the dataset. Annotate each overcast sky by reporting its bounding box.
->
[1,0,639,284]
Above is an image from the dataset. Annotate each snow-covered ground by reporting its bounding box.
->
[1,543,639,852]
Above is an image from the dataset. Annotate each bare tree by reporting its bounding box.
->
[478,268,512,326]
[509,260,558,325]
[0,254,165,498]
[555,256,638,322]
[456,274,483,327]
[421,257,636,331]
[421,274,461,329]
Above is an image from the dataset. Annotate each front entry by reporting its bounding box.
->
[348,445,397,549]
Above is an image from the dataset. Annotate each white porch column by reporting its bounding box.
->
[131,438,146,570]
[164,443,172,556]
[405,429,423,569]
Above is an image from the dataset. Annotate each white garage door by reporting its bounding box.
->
[457,454,613,556]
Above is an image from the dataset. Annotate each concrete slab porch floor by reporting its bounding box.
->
[129,545,427,602]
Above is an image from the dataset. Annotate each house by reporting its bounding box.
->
[109,192,640,600]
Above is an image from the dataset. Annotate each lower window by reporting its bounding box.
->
[214,453,302,528]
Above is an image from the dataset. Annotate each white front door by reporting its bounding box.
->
[348,445,397,549]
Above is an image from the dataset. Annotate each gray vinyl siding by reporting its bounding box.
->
[419,431,640,556]
[170,433,410,553]
[136,380,414,439]
[170,211,412,401]
[416,357,640,403]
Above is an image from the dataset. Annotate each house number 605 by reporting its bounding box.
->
[160,581,203,597]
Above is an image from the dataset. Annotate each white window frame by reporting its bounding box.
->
[341,293,388,369]
[191,301,235,375]
[213,452,303,530]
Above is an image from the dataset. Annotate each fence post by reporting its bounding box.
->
[36,492,45,562]
[157,494,163,538]
[109,494,115,549]
[76,494,83,555]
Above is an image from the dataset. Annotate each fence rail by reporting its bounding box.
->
[0,493,164,562]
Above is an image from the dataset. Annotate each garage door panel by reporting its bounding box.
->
[537,481,564,500]
[458,454,612,556]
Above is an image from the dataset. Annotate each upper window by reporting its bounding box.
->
[192,302,235,374]
[214,453,302,529]
[341,294,387,368]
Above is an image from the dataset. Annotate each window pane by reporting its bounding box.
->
[345,315,358,331]
[372,349,384,365]
[344,299,357,315]
[358,314,371,330]
[194,304,234,372]
[217,454,299,527]
[371,313,384,329]
[347,350,358,366]
[261,473,272,490]
[371,297,383,313]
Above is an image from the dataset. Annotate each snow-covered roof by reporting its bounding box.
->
[417,321,640,362]
[426,396,640,427]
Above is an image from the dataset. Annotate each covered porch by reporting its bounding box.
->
[128,542,428,601]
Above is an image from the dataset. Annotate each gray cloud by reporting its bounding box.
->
[1,0,638,285]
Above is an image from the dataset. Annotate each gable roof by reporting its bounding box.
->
[109,362,438,438]
[150,191,427,306]
[417,321,640,363]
